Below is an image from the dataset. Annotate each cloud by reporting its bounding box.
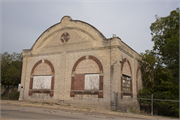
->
[1,1,178,54]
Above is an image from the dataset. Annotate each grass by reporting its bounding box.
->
[84,108,91,111]
[129,106,136,113]
[1,92,19,100]
[55,103,61,105]
[42,102,50,105]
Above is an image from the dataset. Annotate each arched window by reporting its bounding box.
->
[121,58,133,97]
[29,60,55,97]
[136,66,142,93]
[70,55,103,98]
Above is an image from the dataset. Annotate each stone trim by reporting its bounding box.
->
[70,90,103,92]
[121,92,133,98]
[72,91,103,98]
[74,91,98,95]
[29,91,53,94]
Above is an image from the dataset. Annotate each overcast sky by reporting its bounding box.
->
[0,0,179,54]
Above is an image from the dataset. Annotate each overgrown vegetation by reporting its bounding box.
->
[1,52,22,99]
[138,8,179,117]
[1,91,20,100]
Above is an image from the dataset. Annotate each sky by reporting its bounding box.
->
[0,0,179,54]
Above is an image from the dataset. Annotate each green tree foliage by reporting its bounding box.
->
[138,8,179,117]
[1,52,22,95]
[150,8,179,81]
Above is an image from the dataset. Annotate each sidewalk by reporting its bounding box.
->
[1,100,177,120]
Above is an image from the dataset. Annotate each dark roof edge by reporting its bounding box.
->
[117,37,141,56]
[72,20,106,40]
[30,22,60,50]
[107,37,141,56]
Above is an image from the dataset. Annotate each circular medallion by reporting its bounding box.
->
[61,32,70,43]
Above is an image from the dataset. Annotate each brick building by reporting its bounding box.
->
[19,16,142,111]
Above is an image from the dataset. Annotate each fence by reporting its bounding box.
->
[112,92,179,116]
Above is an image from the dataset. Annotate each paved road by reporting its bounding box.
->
[1,104,142,120]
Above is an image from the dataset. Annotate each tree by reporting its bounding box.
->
[1,52,22,96]
[138,8,179,117]
[150,8,179,82]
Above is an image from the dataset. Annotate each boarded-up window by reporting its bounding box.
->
[33,76,52,89]
[122,75,131,92]
[84,74,99,90]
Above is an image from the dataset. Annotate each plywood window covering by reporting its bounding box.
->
[84,74,99,90]
[122,75,131,92]
[33,76,52,89]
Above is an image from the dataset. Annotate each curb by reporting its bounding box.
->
[1,101,176,120]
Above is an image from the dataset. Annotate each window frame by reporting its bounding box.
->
[122,75,131,92]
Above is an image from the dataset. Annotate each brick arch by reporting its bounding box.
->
[31,60,55,75]
[71,55,103,98]
[72,55,103,74]
[29,59,55,97]
[121,58,132,76]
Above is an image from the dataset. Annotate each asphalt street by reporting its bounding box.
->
[1,104,142,120]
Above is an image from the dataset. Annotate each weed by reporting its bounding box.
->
[129,106,136,113]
